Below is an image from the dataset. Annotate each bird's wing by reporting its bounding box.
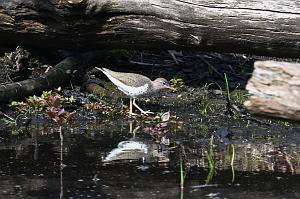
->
[102,68,152,87]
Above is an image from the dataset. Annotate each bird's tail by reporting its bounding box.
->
[95,67,111,73]
[95,67,104,73]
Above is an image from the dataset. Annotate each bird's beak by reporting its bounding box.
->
[166,86,177,91]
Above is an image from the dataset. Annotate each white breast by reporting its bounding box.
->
[118,83,149,97]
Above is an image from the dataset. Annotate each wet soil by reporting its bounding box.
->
[0,86,300,199]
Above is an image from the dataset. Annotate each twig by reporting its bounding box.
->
[0,111,15,121]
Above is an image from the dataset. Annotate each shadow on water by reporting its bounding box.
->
[0,107,300,199]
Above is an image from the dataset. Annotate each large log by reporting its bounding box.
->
[0,51,103,103]
[0,0,299,58]
[244,61,300,122]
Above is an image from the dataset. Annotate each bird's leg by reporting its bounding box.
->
[130,97,133,115]
[133,99,154,115]
[129,98,137,116]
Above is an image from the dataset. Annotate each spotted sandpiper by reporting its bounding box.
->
[95,67,174,115]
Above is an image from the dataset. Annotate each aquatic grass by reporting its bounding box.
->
[206,150,215,169]
[198,83,218,115]
[230,144,235,183]
[224,73,234,116]
[205,150,215,184]
[180,160,184,199]
[205,135,215,184]
[209,134,214,153]
[179,145,187,190]
[180,186,184,199]
[224,143,235,183]
[199,101,211,115]
[224,73,231,102]
[180,159,184,189]
[233,89,250,105]
[230,144,235,166]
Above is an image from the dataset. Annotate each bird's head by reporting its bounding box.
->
[153,78,176,91]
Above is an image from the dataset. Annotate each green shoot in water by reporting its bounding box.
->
[180,159,184,189]
[224,73,234,116]
[224,73,231,102]
[205,135,215,184]
[231,144,235,183]
[205,150,215,184]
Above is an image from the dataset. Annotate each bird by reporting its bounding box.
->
[95,67,174,115]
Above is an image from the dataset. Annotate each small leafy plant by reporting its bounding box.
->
[6,88,76,135]
[1,113,25,135]
[9,88,76,114]
[170,76,184,88]
[84,102,116,115]
[43,93,75,169]
[45,96,76,127]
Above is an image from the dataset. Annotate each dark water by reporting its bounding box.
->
[0,112,300,199]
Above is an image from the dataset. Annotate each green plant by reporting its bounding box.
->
[198,83,217,114]
[46,96,76,127]
[205,135,215,184]
[170,77,184,88]
[267,119,290,127]
[1,114,25,135]
[224,73,234,116]
[84,102,116,115]
[205,150,215,184]
[45,95,75,169]
[199,100,211,115]
[9,88,76,114]
[180,159,184,189]
[224,73,231,102]
[233,89,250,105]
[230,144,235,183]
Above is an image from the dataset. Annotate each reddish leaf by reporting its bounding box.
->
[46,107,58,119]
[57,108,65,117]
[64,111,76,121]
[48,95,61,107]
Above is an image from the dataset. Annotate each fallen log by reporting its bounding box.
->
[244,61,300,122]
[0,0,299,58]
[0,51,103,103]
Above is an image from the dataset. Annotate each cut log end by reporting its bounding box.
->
[245,60,300,122]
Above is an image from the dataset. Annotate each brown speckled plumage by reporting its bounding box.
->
[102,68,152,88]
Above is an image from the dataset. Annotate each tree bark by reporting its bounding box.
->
[0,51,103,103]
[0,0,299,58]
[244,61,300,122]
[0,56,78,103]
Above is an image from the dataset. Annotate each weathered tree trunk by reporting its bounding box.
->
[0,0,299,58]
[0,57,78,103]
[244,61,300,122]
[0,51,103,103]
